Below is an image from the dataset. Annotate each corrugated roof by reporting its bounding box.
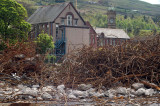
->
[27,2,69,24]
[95,28,130,39]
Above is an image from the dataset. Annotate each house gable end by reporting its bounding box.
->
[54,2,86,26]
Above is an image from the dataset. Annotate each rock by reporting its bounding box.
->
[0,90,4,94]
[129,94,135,98]
[57,85,65,93]
[87,88,96,96]
[104,89,116,98]
[129,89,137,95]
[132,83,144,90]
[109,93,116,99]
[41,92,52,100]
[78,84,93,91]
[42,86,55,92]
[92,92,105,98]
[17,84,27,90]
[116,87,128,95]
[29,96,33,99]
[72,90,88,98]
[14,89,20,92]
[145,88,155,96]
[22,87,38,96]
[32,85,40,88]
[0,82,5,87]
[68,93,77,99]
[136,88,146,96]
[37,97,43,100]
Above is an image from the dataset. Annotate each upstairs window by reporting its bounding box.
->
[67,15,72,26]
[75,19,78,26]
[61,18,65,25]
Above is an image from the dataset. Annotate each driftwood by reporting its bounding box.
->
[54,35,160,88]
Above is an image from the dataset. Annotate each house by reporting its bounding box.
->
[27,2,90,58]
[95,7,130,46]
[95,28,130,46]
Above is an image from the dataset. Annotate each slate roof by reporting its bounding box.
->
[95,28,130,39]
[27,2,69,24]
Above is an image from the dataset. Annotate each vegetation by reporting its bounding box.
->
[82,13,160,37]
[0,0,31,42]
[36,32,54,54]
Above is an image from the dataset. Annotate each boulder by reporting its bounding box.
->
[72,90,88,98]
[92,92,105,98]
[22,87,38,96]
[145,89,155,96]
[104,89,116,98]
[68,93,77,99]
[41,92,52,100]
[136,88,146,96]
[87,88,96,96]
[116,87,128,95]
[132,83,144,90]
[57,85,65,93]
[78,84,93,91]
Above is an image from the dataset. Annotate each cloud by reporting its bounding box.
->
[140,0,160,4]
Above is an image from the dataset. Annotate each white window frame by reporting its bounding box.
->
[67,15,72,26]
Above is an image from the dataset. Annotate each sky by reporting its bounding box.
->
[140,0,160,4]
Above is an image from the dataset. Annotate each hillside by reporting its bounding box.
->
[74,0,160,16]
[15,0,160,17]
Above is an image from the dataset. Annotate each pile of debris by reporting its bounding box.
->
[54,35,160,89]
[0,41,46,85]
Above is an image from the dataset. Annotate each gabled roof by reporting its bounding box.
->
[27,2,86,25]
[95,28,130,39]
[27,3,68,24]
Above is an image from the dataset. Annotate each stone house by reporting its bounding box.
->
[27,2,93,58]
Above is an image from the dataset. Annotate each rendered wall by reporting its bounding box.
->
[65,27,90,53]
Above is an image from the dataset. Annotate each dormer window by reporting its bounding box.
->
[67,15,72,26]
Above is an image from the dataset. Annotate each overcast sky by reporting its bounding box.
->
[140,0,160,4]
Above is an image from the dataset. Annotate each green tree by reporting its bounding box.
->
[0,0,31,41]
[36,33,54,54]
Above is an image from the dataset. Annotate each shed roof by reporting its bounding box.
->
[95,28,130,39]
[27,2,69,24]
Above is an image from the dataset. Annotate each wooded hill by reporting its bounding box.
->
[15,0,160,37]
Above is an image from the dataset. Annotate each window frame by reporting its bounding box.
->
[67,15,72,26]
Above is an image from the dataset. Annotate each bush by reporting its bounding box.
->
[36,32,54,54]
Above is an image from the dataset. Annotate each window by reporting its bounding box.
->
[75,19,78,26]
[110,39,112,45]
[61,18,65,25]
[67,15,72,26]
[47,24,49,34]
[56,24,59,38]
[92,38,95,44]
[113,39,115,46]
